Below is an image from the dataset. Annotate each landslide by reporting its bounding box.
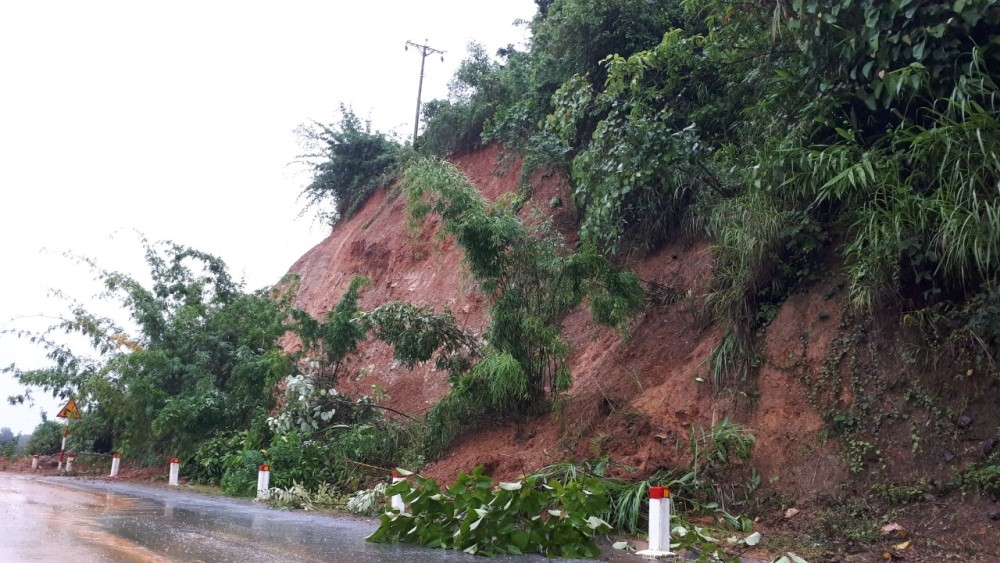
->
[285,144,1000,558]
[285,143,830,491]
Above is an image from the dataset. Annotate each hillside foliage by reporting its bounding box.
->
[4,241,298,462]
[296,105,402,227]
[296,1,999,379]
[286,0,1000,525]
[413,0,1000,385]
[401,157,644,454]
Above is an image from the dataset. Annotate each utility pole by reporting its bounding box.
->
[405,39,444,146]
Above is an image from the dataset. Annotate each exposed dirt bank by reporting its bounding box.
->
[282,144,1000,561]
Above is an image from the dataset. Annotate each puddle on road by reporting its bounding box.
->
[2,474,356,562]
[0,474,169,562]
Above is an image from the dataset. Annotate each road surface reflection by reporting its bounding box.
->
[0,473,593,562]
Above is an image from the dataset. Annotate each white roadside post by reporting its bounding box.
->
[390,470,406,512]
[66,453,76,472]
[110,453,121,477]
[31,454,39,471]
[256,464,270,500]
[58,432,67,472]
[636,485,674,558]
[168,457,180,486]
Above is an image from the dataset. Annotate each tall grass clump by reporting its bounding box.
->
[532,418,758,536]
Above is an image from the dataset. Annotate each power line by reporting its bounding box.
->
[405,39,444,146]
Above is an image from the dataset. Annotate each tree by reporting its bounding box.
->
[4,240,297,461]
[26,420,62,456]
[0,426,17,458]
[417,43,510,157]
[528,0,688,99]
[296,105,401,228]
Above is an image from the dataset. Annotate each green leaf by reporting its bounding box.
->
[857,89,877,111]
[862,61,874,78]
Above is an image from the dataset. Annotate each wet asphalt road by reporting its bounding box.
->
[0,473,597,562]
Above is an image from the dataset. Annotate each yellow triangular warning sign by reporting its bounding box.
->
[57,398,81,419]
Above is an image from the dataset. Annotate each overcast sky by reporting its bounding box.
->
[0,0,536,436]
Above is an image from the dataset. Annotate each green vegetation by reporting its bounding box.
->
[370,419,760,560]
[25,420,63,456]
[368,466,611,558]
[5,241,296,464]
[0,426,19,458]
[536,418,758,537]
[296,105,402,228]
[401,157,644,455]
[293,2,1000,396]
[394,0,1000,392]
[290,1,1000,380]
[952,444,1000,495]
[3,243,450,496]
[6,1,1000,559]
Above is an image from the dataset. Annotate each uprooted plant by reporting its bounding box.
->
[367,466,612,558]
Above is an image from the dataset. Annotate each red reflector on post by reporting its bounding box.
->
[649,486,665,499]
[170,458,179,463]
[259,465,269,471]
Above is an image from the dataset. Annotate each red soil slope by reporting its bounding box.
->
[285,145,1000,559]
[286,145,834,490]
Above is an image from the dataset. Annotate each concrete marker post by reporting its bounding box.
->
[66,453,76,473]
[390,470,406,512]
[110,453,121,477]
[58,432,67,472]
[636,486,674,558]
[31,454,39,471]
[168,457,180,486]
[256,465,270,500]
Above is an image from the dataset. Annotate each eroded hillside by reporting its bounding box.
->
[286,144,1000,558]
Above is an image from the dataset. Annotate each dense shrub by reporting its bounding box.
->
[188,431,260,486]
[220,449,266,497]
[26,420,63,455]
[297,105,401,227]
